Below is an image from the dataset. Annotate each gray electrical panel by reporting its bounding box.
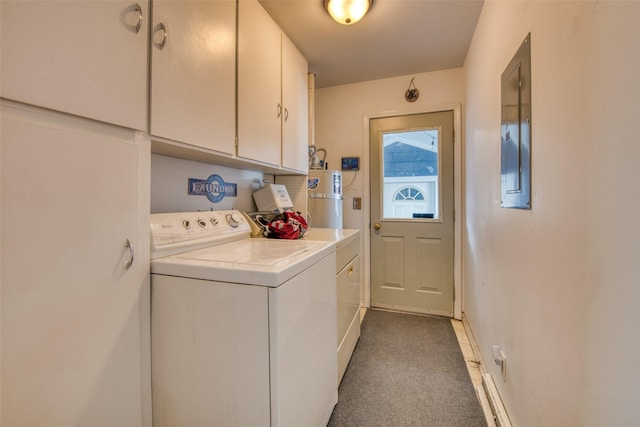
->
[501,33,532,209]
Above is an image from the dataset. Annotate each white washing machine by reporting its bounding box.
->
[150,210,338,427]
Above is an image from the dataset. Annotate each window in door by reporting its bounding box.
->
[394,186,424,201]
[382,128,440,220]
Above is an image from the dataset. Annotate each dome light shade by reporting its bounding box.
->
[323,0,374,25]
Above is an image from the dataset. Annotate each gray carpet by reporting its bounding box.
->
[327,309,487,427]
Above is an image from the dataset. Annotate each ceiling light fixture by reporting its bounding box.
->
[323,0,374,25]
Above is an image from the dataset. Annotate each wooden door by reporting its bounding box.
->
[370,111,455,316]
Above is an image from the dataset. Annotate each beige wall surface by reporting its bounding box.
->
[464,1,640,426]
[315,69,465,308]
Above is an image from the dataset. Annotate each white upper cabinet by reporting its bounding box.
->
[237,0,282,167]
[150,0,236,155]
[0,1,148,130]
[237,0,309,172]
[281,34,310,173]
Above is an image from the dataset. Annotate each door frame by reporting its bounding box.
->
[362,103,463,319]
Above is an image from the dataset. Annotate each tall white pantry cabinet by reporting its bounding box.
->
[0,102,152,427]
[1,1,152,426]
[1,0,310,425]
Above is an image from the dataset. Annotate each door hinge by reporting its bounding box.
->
[452,208,456,221]
[234,136,239,148]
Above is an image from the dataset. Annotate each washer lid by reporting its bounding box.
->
[177,239,322,266]
[151,238,335,287]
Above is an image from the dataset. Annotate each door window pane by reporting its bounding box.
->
[394,187,425,201]
[382,129,440,220]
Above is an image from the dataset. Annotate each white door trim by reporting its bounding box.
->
[361,103,463,319]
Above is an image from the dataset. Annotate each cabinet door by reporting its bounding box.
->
[150,0,236,154]
[237,0,282,167]
[337,254,361,347]
[281,35,309,173]
[0,1,148,130]
[1,102,151,426]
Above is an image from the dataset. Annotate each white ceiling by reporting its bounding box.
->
[259,0,484,89]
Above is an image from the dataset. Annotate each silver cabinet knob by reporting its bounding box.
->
[153,22,168,50]
[134,4,143,34]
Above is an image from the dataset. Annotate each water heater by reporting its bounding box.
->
[307,170,343,229]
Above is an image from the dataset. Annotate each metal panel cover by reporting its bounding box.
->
[501,33,532,209]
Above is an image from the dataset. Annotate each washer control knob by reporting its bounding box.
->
[210,217,219,226]
[226,213,241,228]
[182,220,191,229]
[197,219,207,228]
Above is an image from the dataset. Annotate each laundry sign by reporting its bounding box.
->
[188,174,237,203]
[307,177,320,190]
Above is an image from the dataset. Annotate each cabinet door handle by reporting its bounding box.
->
[125,239,135,270]
[277,103,282,119]
[284,108,289,122]
[134,3,143,34]
[154,22,168,50]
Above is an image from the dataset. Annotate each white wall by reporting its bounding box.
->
[315,69,465,308]
[464,1,640,426]
[150,154,270,213]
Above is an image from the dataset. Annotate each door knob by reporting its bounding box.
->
[373,222,381,230]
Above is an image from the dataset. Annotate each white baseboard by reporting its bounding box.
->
[482,373,512,427]
[461,313,512,427]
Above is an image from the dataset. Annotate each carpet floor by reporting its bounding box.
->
[327,309,487,427]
